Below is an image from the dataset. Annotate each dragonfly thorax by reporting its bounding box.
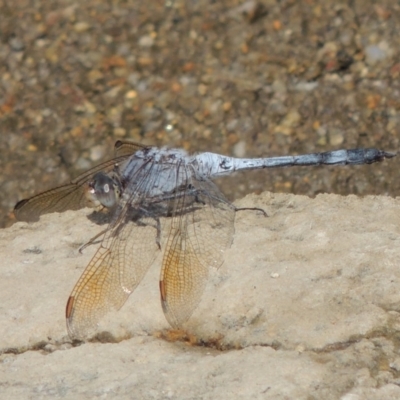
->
[121,148,193,198]
[134,146,188,163]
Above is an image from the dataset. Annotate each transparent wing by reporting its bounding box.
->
[159,176,236,328]
[66,208,159,340]
[14,153,133,222]
[66,154,162,340]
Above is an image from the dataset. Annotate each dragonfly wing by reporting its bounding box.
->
[14,155,132,222]
[160,177,235,328]
[66,207,159,340]
[14,184,87,222]
[114,140,147,157]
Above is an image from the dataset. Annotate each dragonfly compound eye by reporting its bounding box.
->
[91,172,119,208]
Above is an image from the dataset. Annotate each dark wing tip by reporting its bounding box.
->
[66,296,75,319]
[113,140,147,157]
[14,198,29,211]
[114,139,146,150]
[114,140,123,150]
[13,198,40,222]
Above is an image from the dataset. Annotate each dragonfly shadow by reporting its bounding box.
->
[86,209,114,226]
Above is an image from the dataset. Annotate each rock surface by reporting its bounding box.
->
[2,192,400,398]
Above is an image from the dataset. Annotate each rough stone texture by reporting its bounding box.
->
[2,192,400,399]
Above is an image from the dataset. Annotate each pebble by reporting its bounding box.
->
[90,145,106,161]
[113,127,126,137]
[74,22,91,32]
[138,35,155,48]
[9,37,25,51]
[87,69,104,84]
[328,128,344,146]
[281,110,301,128]
[125,90,137,99]
[84,101,97,114]
[365,43,390,65]
[271,79,287,95]
[233,140,246,158]
[294,81,319,92]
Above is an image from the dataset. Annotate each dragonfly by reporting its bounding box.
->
[14,140,395,340]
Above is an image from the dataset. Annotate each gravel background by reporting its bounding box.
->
[1,0,400,227]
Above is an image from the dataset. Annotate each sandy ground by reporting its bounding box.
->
[2,192,400,399]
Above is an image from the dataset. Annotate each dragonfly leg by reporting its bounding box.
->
[134,208,162,250]
[155,217,161,250]
[78,228,108,254]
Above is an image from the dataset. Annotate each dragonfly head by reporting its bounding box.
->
[89,172,121,208]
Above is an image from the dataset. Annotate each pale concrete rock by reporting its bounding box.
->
[1,192,400,399]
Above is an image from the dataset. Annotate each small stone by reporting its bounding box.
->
[84,101,97,114]
[365,43,389,65]
[113,127,126,137]
[27,144,38,152]
[271,80,287,95]
[294,81,319,92]
[9,37,25,51]
[104,86,122,99]
[137,57,153,67]
[214,41,223,50]
[87,69,104,84]
[233,141,246,158]
[329,128,344,146]
[74,22,90,32]
[281,110,301,128]
[223,101,232,112]
[125,90,137,99]
[90,145,106,162]
[198,84,207,95]
[41,108,52,118]
[138,35,155,48]
[43,344,57,353]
